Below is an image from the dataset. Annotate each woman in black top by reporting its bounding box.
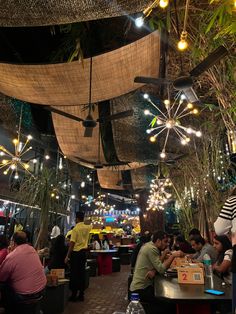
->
[48,234,67,270]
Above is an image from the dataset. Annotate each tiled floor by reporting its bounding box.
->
[63,265,130,314]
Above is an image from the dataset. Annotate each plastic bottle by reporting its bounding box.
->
[203,253,213,278]
[126,293,146,314]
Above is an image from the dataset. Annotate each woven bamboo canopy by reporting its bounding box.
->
[97,170,125,190]
[0,1,152,27]
[0,31,160,106]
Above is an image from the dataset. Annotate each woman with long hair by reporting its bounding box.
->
[213,235,232,284]
[92,234,102,250]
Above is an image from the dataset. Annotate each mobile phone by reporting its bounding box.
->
[204,289,225,296]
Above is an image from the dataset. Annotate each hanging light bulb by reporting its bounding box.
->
[135,16,145,27]
[150,136,156,143]
[45,154,50,160]
[59,157,63,170]
[160,151,166,159]
[178,31,188,51]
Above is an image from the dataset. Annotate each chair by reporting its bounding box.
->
[120,253,131,265]
[17,295,43,314]
[112,257,121,272]
[87,259,97,277]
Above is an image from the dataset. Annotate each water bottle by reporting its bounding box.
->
[126,293,146,314]
[203,253,213,278]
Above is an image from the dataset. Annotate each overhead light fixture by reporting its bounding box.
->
[0,105,33,178]
[134,0,169,27]
[143,91,202,159]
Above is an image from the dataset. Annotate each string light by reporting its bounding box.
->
[135,0,169,27]
[177,0,190,51]
[144,92,202,159]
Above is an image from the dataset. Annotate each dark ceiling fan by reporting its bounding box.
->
[44,57,133,137]
[134,45,228,104]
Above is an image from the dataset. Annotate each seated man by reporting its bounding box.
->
[0,231,46,312]
[190,235,217,263]
[130,230,183,313]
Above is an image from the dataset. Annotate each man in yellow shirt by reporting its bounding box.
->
[65,212,92,302]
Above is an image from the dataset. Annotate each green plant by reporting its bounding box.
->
[17,167,69,249]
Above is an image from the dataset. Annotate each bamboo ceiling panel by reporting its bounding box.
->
[97,170,124,190]
[52,105,106,165]
[0,31,160,106]
[111,92,160,164]
[131,166,150,190]
[0,1,152,27]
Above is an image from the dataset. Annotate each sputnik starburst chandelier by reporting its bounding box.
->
[0,106,33,179]
[147,177,172,211]
[143,91,202,159]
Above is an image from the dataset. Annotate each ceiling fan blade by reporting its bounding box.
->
[45,106,84,122]
[183,87,199,104]
[84,127,94,137]
[190,46,228,77]
[98,110,134,123]
[134,76,172,85]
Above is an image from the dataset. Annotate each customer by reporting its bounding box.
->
[190,235,217,263]
[65,211,92,302]
[102,234,110,250]
[0,231,46,312]
[131,232,152,270]
[92,234,102,250]
[48,234,67,271]
[130,230,183,312]
[212,235,232,284]
[188,228,201,240]
[214,187,236,235]
[0,235,8,265]
[50,222,61,240]
[175,234,195,254]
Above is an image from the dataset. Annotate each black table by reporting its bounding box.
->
[154,275,231,314]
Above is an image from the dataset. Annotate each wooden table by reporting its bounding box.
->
[90,249,118,275]
[154,275,231,314]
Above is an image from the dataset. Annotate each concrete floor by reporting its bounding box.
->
[63,265,130,314]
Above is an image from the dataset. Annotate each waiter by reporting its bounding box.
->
[65,211,92,302]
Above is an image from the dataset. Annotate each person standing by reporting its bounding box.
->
[50,223,61,240]
[65,212,92,302]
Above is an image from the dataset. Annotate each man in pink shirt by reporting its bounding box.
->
[0,231,46,312]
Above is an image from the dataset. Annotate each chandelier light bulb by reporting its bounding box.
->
[160,152,166,159]
[181,139,187,145]
[187,103,193,109]
[2,160,7,165]
[51,193,55,198]
[81,181,85,188]
[146,129,152,134]
[32,158,37,164]
[0,152,4,156]
[14,174,19,179]
[159,0,169,8]
[3,170,8,175]
[196,131,202,137]
[24,164,30,169]
[150,136,156,143]
[56,196,59,199]
[45,154,50,160]
[13,139,18,145]
[187,128,193,134]
[192,108,199,114]
[143,93,149,99]
[135,16,145,28]
[144,109,151,115]
[27,135,33,140]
